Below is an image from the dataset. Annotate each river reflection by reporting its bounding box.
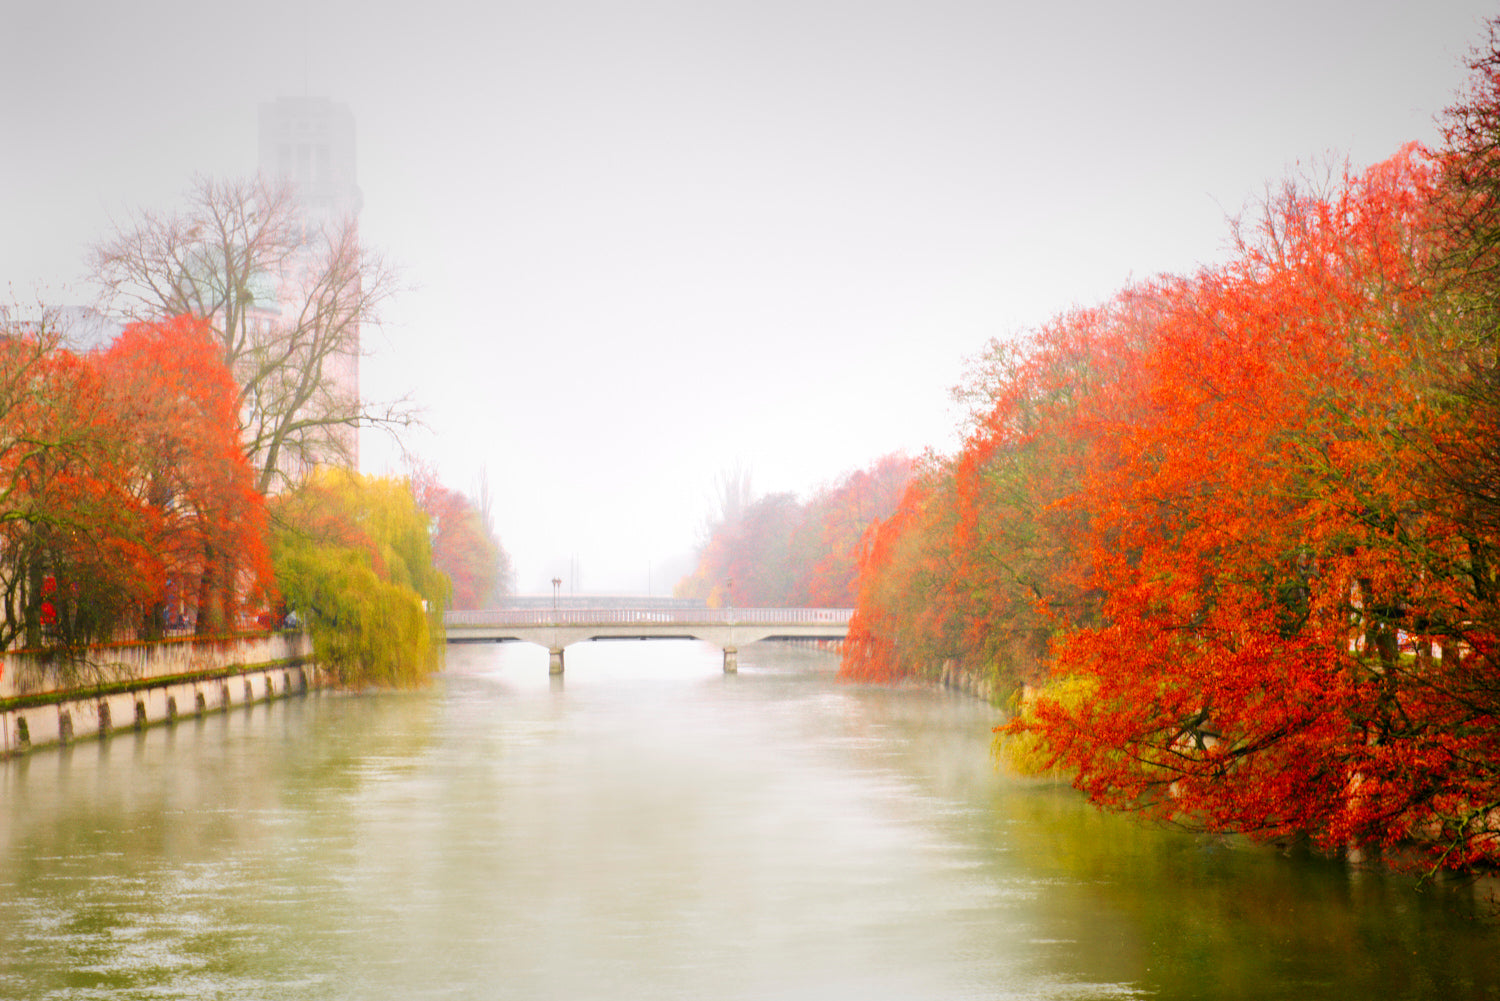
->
[0,640,1496,1000]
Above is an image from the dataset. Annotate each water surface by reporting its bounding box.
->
[1,640,1495,999]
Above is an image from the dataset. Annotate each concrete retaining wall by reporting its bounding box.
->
[936,658,1005,703]
[0,633,318,757]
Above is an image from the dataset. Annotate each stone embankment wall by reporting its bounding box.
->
[936,659,1005,704]
[0,632,318,758]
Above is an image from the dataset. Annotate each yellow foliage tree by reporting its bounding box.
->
[271,470,448,687]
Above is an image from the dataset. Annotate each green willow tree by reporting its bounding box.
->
[271,470,448,687]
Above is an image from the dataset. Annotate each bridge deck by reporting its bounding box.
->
[446,608,851,629]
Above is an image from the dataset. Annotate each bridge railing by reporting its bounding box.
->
[444,608,853,628]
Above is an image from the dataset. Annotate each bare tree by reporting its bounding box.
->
[711,461,754,528]
[471,464,516,602]
[473,463,496,537]
[88,174,415,493]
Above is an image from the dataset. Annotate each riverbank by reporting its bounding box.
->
[0,632,320,757]
[933,658,1007,704]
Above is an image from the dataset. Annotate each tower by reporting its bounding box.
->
[258,97,362,227]
[257,97,364,472]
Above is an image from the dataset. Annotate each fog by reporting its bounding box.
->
[2,0,1491,593]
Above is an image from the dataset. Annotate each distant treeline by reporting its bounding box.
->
[676,453,911,608]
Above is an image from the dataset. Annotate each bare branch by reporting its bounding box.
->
[87,176,416,492]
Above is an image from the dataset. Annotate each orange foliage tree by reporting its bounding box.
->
[0,313,270,652]
[846,139,1500,869]
[843,318,1114,687]
[1013,150,1472,860]
[0,333,158,650]
[100,315,273,636]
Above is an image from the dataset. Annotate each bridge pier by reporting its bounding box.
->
[723,646,737,674]
[549,648,565,675]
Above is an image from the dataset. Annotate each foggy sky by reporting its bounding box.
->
[3,0,1493,593]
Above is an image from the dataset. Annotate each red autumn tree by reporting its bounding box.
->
[101,315,272,635]
[0,329,160,651]
[791,453,913,607]
[1428,16,1500,664]
[842,314,1120,688]
[840,459,959,683]
[999,148,1500,869]
[848,140,1500,869]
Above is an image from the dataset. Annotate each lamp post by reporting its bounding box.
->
[552,577,561,612]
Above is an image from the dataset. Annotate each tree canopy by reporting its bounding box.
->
[0,312,272,656]
[842,30,1500,871]
[271,469,447,687]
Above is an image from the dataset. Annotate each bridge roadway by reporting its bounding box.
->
[443,607,852,674]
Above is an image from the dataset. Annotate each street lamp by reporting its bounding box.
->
[552,577,561,612]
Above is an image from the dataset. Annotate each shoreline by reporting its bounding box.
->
[1,632,325,757]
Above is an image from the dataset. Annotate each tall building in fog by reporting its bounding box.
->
[257,96,364,472]
[259,97,363,227]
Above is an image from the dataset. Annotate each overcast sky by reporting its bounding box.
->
[3,0,1494,594]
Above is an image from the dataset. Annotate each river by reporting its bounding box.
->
[1,640,1496,1000]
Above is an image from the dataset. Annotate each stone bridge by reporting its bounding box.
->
[443,607,852,674]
